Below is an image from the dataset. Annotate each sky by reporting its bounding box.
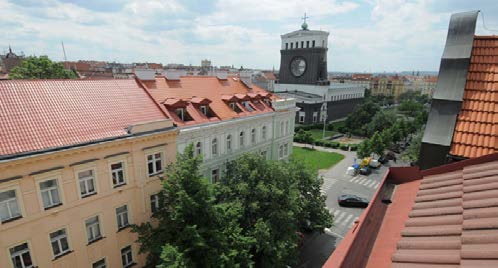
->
[1,0,497,72]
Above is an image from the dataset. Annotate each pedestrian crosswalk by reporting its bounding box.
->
[348,176,380,189]
[329,208,359,228]
[320,177,337,194]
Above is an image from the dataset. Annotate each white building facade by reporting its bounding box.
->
[176,98,296,181]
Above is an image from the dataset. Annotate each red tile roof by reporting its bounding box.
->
[141,76,274,126]
[0,79,168,157]
[325,153,498,268]
[450,36,498,158]
[390,159,498,267]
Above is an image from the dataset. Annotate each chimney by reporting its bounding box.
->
[240,70,253,88]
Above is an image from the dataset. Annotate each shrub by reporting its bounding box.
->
[340,144,349,151]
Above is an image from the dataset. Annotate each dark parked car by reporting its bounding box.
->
[338,194,369,208]
[378,156,388,164]
[385,151,397,160]
[359,167,372,175]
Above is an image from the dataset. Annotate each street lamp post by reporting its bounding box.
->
[321,102,328,139]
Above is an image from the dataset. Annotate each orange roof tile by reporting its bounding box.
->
[0,79,168,158]
[325,153,498,268]
[450,36,498,158]
[389,160,498,267]
[141,76,274,126]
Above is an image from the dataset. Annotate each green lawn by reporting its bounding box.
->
[308,129,337,140]
[292,146,345,170]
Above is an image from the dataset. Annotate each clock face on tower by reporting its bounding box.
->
[290,57,306,77]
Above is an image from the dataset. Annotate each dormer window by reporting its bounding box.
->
[229,102,242,113]
[200,105,207,116]
[242,101,254,112]
[176,108,184,121]
[263,99,271,106]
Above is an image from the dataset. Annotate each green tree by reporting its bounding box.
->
[398,100,424,117]
[366,110,397,137]
[401,130,423,163]
[218,154,332,267]
[357,139,372,158]
[133,145,253,267]
[10,56,77,79]
[345,100,381,136]
[370,132,386,157]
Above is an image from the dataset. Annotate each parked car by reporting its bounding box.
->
[369,159,381,168]
[338,194,369,208]
[378,156,388,164]
[359,167,372,175]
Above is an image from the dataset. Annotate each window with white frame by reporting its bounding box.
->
[147,152,163,176]
[150,194,159,213]
[121,245,134,268]
[116,204,129,230]
[211,138,218,156]
[111,162,126,187]
[299,112,305,123]
[50,228,70,258]
[40,179,62,209]
[229,102,236,111]
[175,108,185,121]
[211,168,220,183]
[260,150,268,159]
[85,215,102,243]
[92,258,106,268]
[313,112,318,123]
[279,145,284,159]
[239,131,245,148]
[261,126,267,140]
[9,242,33,268]
[251,128,256,144]
[0,189,22,223]
[284,143,289,157]
[285,121,289,134]
[78,170,96,198]
[200,105,207,116]
[195,142,202,156]
[226,135,232,152]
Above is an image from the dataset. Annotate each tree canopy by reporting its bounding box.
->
[344,100,381,136]
[10,56,77,79]
[133,145,253,267]
[134,146,332,268]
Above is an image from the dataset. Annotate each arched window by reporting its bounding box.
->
[280,122,284,136]
[251,129,256,144]
[285,121,289,134]
[195,142,202,156]
[226,135,232,152]
[211,138,218,156]
[262,126,267,140]
[239,131,245,147]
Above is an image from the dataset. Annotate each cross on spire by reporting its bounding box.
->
[301,12,309,30]
[302,12,309,24]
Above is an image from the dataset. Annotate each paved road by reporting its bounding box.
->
[295,143,396,268]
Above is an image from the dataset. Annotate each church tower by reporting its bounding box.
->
[278,15,329,85]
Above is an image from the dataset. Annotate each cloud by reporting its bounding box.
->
[1,0,493,71]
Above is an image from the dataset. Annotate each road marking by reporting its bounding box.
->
[374,182,380,188]
[324,228,344,238]
[341,214,353,225]
[335,212,346,222]
[359,178,369,185]
[366,180,376,188]
[350,177,359,183]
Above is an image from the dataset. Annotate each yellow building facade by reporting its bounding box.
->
[371,76,405,100]
[0,121,177,268]
[0,79,178,268]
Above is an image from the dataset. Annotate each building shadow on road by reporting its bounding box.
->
[297,231,337,268]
